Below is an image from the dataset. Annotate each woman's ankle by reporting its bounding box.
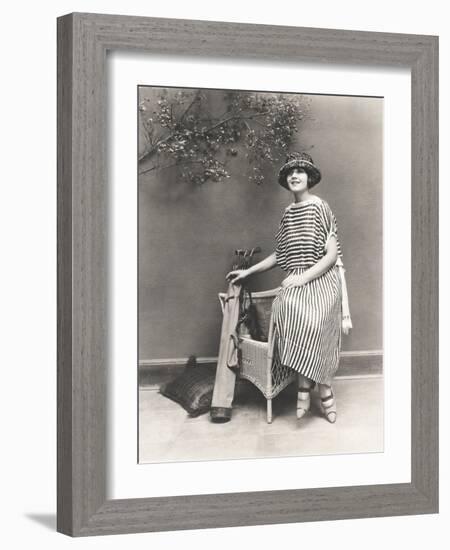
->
[318,383,333,396]
[298,375,315,391]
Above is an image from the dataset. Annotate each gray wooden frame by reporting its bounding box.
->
[57,12,438,537]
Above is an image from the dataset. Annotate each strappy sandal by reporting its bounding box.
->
[296,383,315,420]
[320,387,337,423]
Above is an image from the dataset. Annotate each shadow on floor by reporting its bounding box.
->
[25,513,56,531]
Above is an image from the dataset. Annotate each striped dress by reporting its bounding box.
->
[272,197,343,384]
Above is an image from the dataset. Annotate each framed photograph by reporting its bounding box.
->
[57,13,438,536]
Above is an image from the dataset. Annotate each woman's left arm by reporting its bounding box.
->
[281,236,338,288]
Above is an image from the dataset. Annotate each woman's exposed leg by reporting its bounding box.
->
[318,383,337,423]
[296,374,315,420]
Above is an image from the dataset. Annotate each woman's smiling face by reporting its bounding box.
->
[286,167,308,193]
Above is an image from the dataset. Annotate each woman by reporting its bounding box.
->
[227,152,352,423]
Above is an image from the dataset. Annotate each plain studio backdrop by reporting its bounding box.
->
[0,1,446,549]
[138,90,383,359]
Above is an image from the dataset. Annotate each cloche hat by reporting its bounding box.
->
[278,151,322,189]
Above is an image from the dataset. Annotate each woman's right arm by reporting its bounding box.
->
[226,252,277,284]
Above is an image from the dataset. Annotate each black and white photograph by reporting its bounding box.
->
[138,85,383,463]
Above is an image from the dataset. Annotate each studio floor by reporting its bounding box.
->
[139,376,384,463]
